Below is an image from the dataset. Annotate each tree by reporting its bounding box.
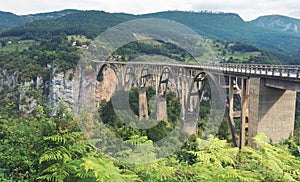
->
[0,40,6,47]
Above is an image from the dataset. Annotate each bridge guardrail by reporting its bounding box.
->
[200,63,300,79]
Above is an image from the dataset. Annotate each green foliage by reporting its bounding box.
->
[0,35,80,84]
[251,133,300,181]
[0,104,102,181]
[112,40,194,62]
[282,134,300,157]
[134,160,179,181]
[1,101,300,181]
[166,92,180,124]
[176,134,300,181]
[77,156,124,181]
[0,116,42,181]
[146,121,171,142]
[99,88,180,143]
[129,87,139,115]
[98,98,123,129]
[0,90,20,117]
[210,40,276,64]
[229,42,259,52]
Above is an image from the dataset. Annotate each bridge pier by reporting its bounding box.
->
[226,76,249,149]
[182,113,198,134]
[156,96,168,122]
[248,77,296,147]
[139,87,148,120]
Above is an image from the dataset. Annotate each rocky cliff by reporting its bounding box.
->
[250,15,300,35]
[49,70,75,111]
[48,66,118,112]
[95,67,118,105]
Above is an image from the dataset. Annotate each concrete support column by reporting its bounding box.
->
[248,77,296,147]
[181,71,187,119]
[182,113,198,134]
[239,78,249,149]
[139,87,148,120]
[156,96,168,122]
[155,74,159,96]
[228,76,238,147]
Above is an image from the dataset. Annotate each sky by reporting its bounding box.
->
[0,0,300,21]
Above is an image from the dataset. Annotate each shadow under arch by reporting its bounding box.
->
[96,63,122,85]
[139,65,154,88]
[123,64,138,91]
[186,71,207,113]
[158,66,180,97]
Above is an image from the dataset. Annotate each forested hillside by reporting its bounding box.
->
[0,9,80,30]
[0,11,27,30]
[24,9,80,21]
[0,10,299,63]
[0,11,136,39]
[143,11,300,64]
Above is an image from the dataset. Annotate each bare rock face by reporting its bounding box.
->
[0,65,179,114]
[50,70,75,111]
[48,66,118,113]
[0,71,17,91]
[250,15,300,35]
[95,67,118,106]
[0,66,175,114]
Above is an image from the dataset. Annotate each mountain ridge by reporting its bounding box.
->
[0,9,299,64]
[0,9,81,30]
[2,9,300,31]
[24,9,80,21]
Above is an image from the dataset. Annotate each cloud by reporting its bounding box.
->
[74,0,195,14]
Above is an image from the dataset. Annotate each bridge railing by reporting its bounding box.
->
[200,63,300,79]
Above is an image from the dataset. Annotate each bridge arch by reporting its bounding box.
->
[124,64,137,91]
[139,65,153,88]
[97,63,121,84]
[186,71,207,113]
[158,66,179,97]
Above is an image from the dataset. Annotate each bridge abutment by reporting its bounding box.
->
[248,77,296,147]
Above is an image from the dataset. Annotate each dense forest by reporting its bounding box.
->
[0,9,299,182]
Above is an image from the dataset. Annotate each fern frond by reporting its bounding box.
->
[79,156,124,181]
[38,163,70,182]
[39,146,71,163]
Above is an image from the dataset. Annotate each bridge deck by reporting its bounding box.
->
[94,61,300,82]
